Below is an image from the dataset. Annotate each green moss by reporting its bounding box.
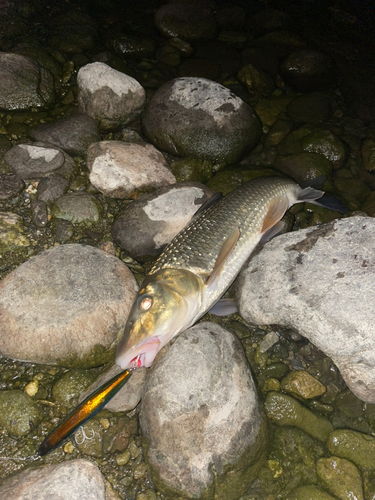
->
[57,343,116,369]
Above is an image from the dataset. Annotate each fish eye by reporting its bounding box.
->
[139,296,152,311]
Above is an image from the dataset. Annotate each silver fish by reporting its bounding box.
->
[116,176,324,370]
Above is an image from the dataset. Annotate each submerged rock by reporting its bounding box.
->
[77,62,146,131]
[0,244,138,366]
[0,459,108,500]
[316,456,364,500]
[142,77,261,164]
[87,140,175,199]
[112,181,214,261]
[236,216,375,403]
[140,322,268,499]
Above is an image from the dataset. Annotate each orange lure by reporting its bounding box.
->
[38,369,132,456]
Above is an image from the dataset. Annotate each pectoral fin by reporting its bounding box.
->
[261,196,289,234]
[209,298,238,316]
[206,228,240,287]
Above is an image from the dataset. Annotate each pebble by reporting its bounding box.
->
[87,140,175,199]
[142,77,261,164]
[0,174,25,199]
[29,113,101,157]
[115,450,130,466]
[0,459,108,500]
[327,429,375,470]
[265,391,333,442]
[0,244,138,366]
[140,322,268,498]
[4,144,65,179]
[280,370,326,399]
[111,181,214,261]
[316,456,364,500]
[237,217,375,403]
[37,173,69,203]
[77,62,146,131]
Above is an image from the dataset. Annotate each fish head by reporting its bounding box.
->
[116,268,204,370]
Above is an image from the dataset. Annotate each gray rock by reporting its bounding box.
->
[142,77,261,163]
[29,113,101,157]
[0,244,138,366]
[4,144,65,179]
[30,199,48,227]
[79,363,147,412]
[37,173,69,203]
[87,140,175,199]
[0,52,55,110]
[155,1,216,40]
[0,459,107,500]
[51,192,102,227]
[0,174,24,199]
[112,181,214,261]
[140,322,268,499]
[77,62,146,131]
[236,216,375,403]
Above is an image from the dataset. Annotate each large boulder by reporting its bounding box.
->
[236,216,375,403]
[140,322,268,499]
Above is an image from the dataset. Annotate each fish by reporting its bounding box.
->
[37,175,326,455]
[116,175,325,370]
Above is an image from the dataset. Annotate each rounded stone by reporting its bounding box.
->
[86,141,175,199]
[142,77,261,164]
[0,244,138,366]
[316,457,364,500]
[111,181,214,261]
[77,62,146,131]
[51,193,102,226]
[0,390,42,437]
[4,144,65,180]
[280,370,326,399]
[140,322,268,499]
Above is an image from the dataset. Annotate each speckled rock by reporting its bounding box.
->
[142,77,261,164]
[316,457,364,500]
[79,363,147,413]
[77,62,146,131]
[29,113,101,157]
[112,181,214,261]
[0,459,108,500]
[0,52,55,110]
[140,322,268,499]
[279,49,334,92]
[51,192,102,226]
[0,244,138,367]
[236,217,375,403]
[0,390,42,437]
[86,140,175,199]
[264,391,333,442]
[155,1,216,40]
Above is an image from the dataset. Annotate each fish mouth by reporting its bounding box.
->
[117,336,161,370]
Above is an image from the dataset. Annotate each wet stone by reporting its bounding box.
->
[51,193,102,226]
[275,152,332,187]
[142,77,262,164]
[0,174,24,199]
[29,113,101,157]
[280,370,326,399]
[30,199,48,228]
[77,62,146,131]
[87,141,175,199]
[110,34,156,60]
[265,391,333,442]
[0,389,42,437]
[0,459,108,500]
[112,182,214,261]
[317,457,364,500]
[51,218,74,243]
[4,144,65,180]
[327,429,375,470]
[0,244,138,366]
[37,173,69,203]
[288,485,339,500]
[52,368,97,404]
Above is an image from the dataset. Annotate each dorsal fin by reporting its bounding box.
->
[261,196,289,234]
[192,192,223,220]
[206,228,240,287]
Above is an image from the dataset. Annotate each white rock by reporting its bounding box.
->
[77,62,146,131]
[87,140,175,199]
[236,216,375,403]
